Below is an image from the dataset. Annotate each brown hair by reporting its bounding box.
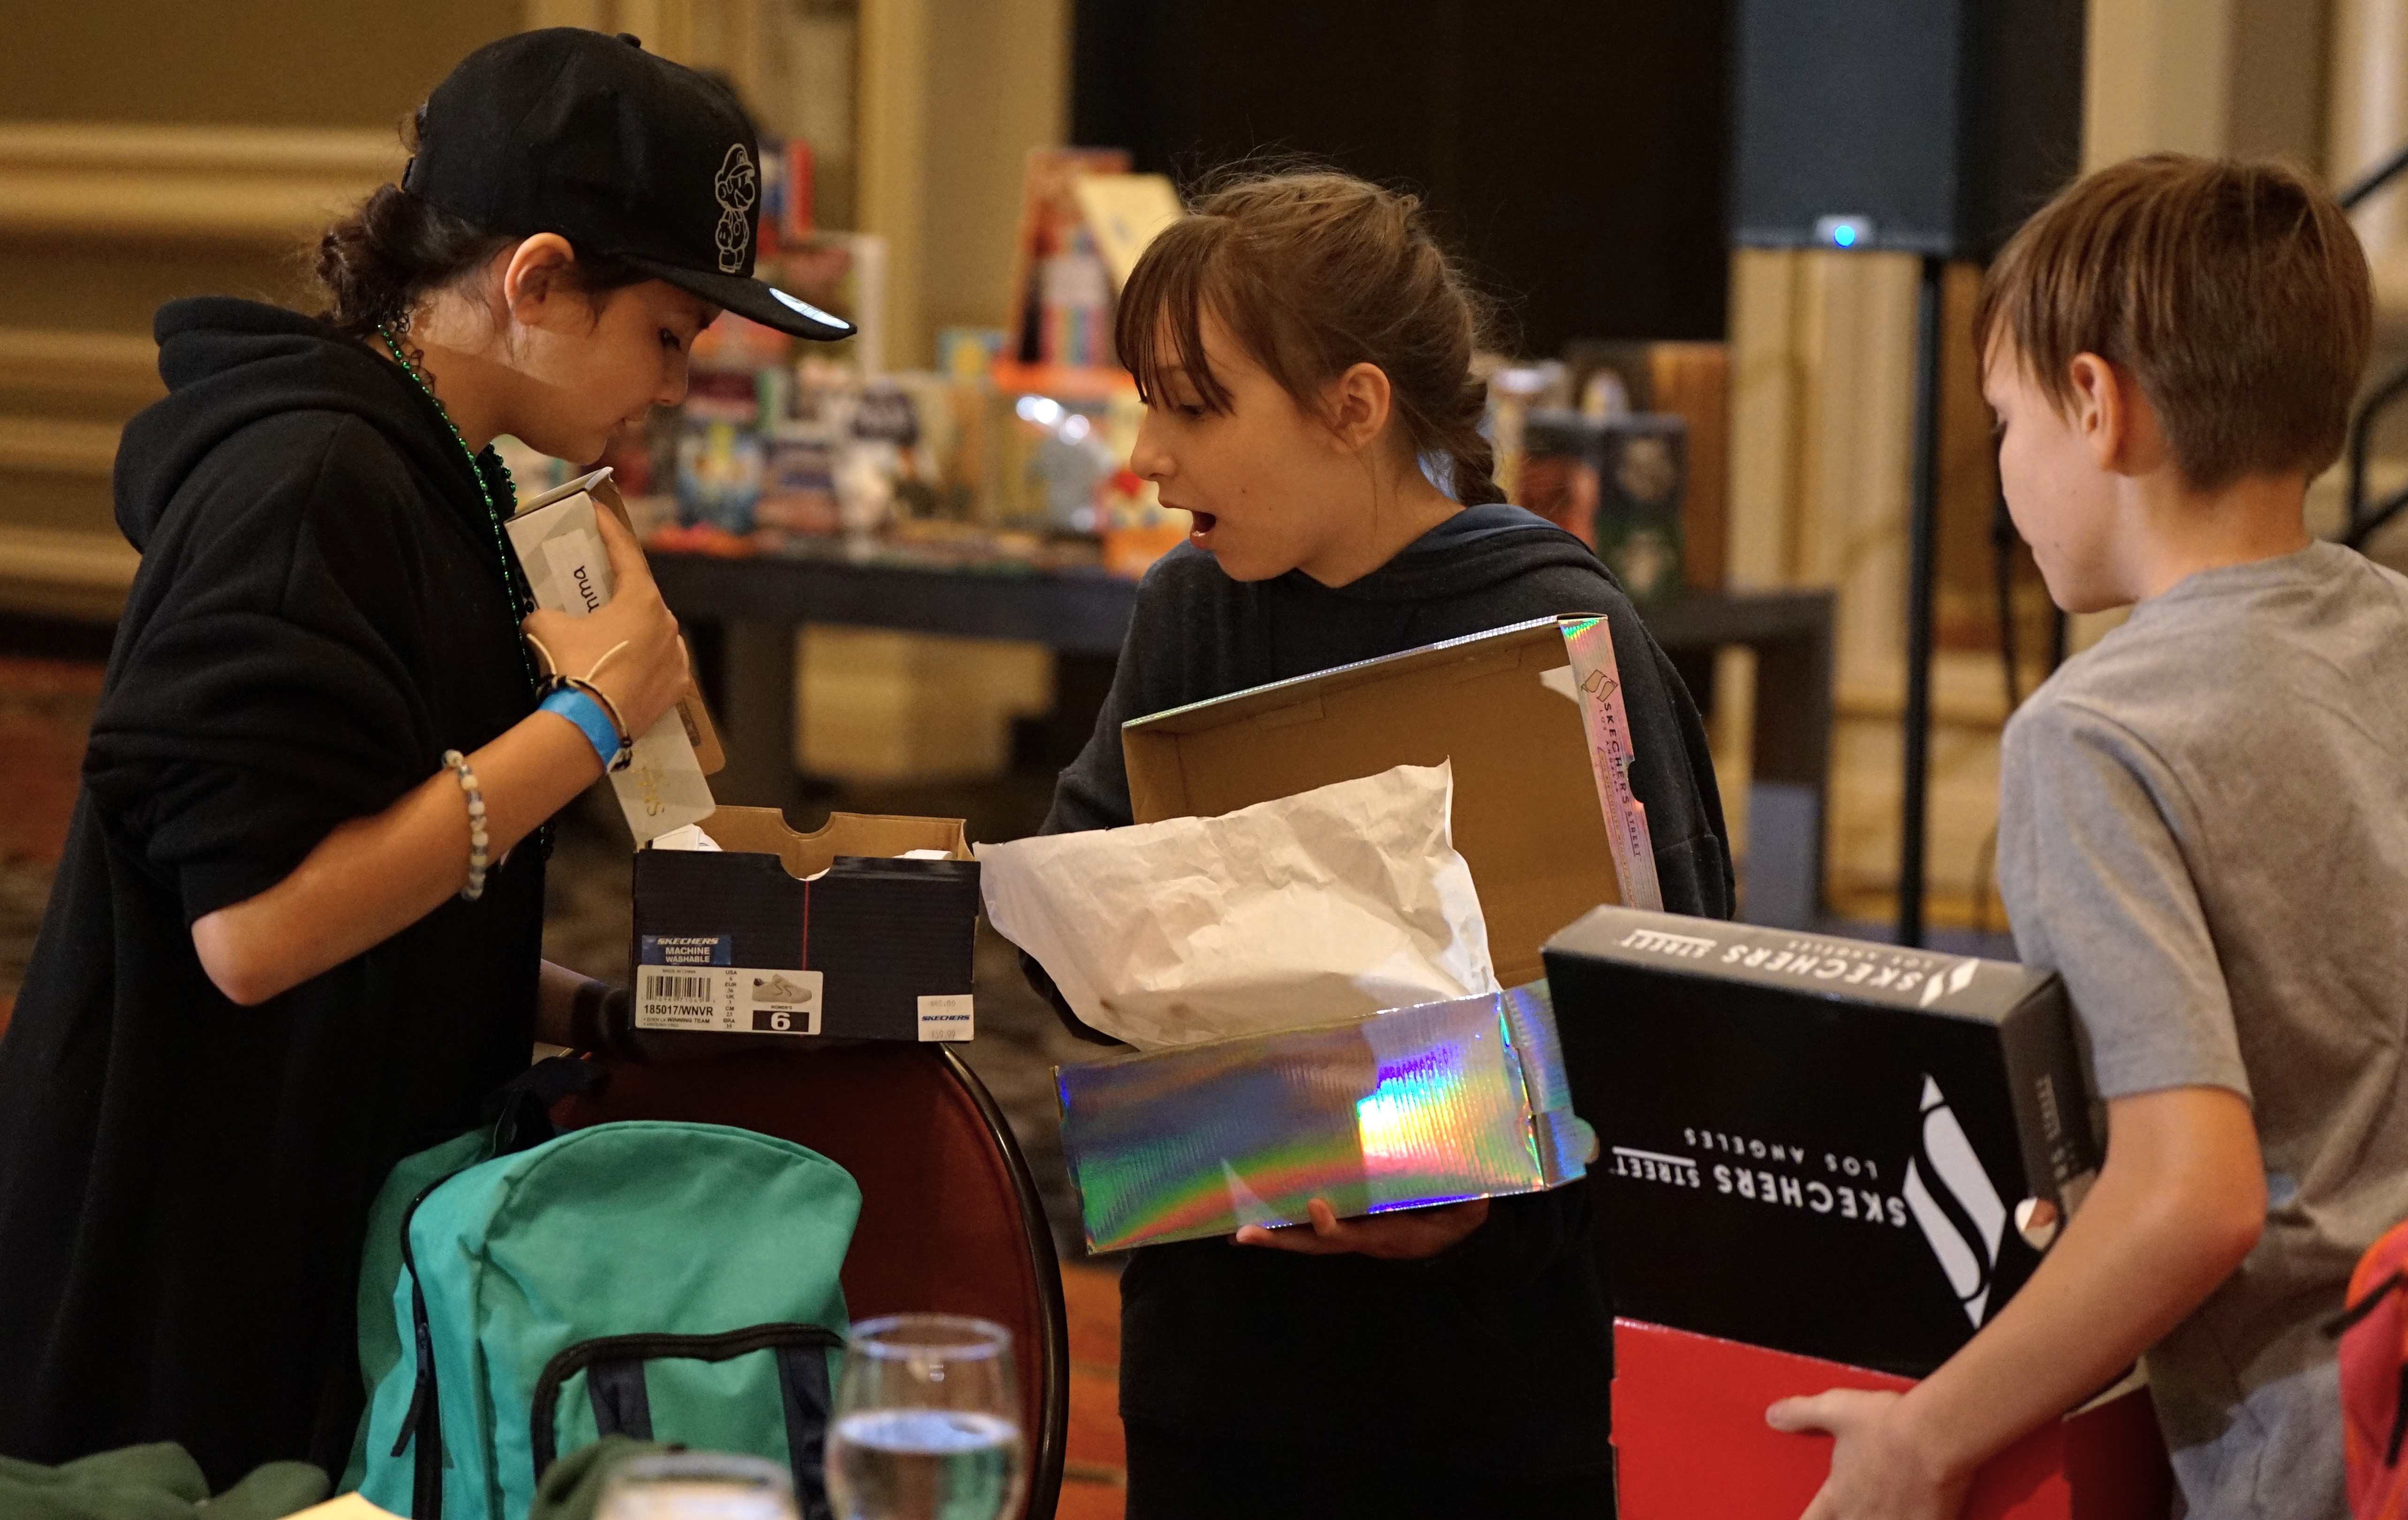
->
[1114,167,1501,503]
[313,106,647,341]
[1974,153,2372,490]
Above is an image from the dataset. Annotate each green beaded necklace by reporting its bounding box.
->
[377,319,551,860]
[376,322,538,698]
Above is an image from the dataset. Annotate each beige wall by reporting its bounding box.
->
[0,2,520,610]
[2086,0,2333,169]
[0,2,518,128]
[859,0,1068,369]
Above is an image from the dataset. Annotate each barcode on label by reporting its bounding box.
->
[643,971,714,1002]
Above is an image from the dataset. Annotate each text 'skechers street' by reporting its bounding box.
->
[1543,907,2101,1376]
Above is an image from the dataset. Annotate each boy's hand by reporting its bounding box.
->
[1233,1196,1489,1259]
[1763,1088,2261,1520]
[1765,1389,1972,1520]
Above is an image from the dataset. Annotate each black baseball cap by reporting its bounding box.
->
[403,27,854,341]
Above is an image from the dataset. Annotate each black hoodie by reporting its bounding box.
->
[1037,507,1734,1495]
[0,299,545,1486]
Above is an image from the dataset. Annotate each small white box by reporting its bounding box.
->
[506,470,717,843]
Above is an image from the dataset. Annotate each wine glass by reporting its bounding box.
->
[595,1451,799,1520]
[824,1314,1026,1520]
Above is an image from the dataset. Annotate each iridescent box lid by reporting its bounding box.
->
[1056,983,1592,1253]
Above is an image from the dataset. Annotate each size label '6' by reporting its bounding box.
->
[636,965,824,1036]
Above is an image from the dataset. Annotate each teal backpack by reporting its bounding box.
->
[346,1072,859,1520]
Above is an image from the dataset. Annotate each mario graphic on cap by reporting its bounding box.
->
[713,143,757,274]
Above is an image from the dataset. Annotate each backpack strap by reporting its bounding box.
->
[775,1339,837,1520]
[388,1058,608,1520]
[390,1172,458,1520]
[530,1323,844,1520]
[585,1359,656,1441]
[484,1054,606,1156]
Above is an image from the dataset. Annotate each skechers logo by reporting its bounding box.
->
[1918,958,1980,1008]
[1903,1075,2010,1324]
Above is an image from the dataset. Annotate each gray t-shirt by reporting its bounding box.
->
[1997,541,2408,1520]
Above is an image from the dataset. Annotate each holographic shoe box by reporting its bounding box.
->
[1542,907,2101,1378]
[1055,984,1593,1254]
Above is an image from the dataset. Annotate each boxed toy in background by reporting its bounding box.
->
[631,809,978,1043]
[1518,409,1688,605]
[1542,906,2101,1376]
[1001,147,1137,369]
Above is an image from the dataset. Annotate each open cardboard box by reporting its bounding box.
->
[1050,615,1651,1249]
[1120,613,1656,983]
[630,808,980,1042]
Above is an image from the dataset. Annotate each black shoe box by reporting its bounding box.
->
[1541,906,2101,1376]
[630,809,980,1043]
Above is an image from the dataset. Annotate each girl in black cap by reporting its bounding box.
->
[0,30,846,1489]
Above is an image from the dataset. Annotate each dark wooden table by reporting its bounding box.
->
[652,547,1832,917]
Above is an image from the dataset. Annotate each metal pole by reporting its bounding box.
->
[1899,254,1945,947]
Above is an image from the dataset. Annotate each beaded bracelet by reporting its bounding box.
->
[441,749,490,901]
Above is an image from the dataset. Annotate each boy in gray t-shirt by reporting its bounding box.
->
[1768,156,2408,1520]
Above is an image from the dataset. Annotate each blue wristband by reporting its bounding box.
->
[539,687,622,768]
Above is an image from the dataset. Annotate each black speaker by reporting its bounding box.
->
[1732,0,2085,258]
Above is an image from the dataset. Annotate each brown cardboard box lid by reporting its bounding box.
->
[1121,616,1618,990]
[689,807,971,877]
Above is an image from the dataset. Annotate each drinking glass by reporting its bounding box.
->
[824,1314,1026,1520]
[595,1451,799,1520]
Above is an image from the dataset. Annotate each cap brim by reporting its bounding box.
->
[623,257,858,341]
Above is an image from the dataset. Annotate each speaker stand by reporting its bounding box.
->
[1899,254,1945,947]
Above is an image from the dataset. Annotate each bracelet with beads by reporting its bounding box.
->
[441,749,490,901]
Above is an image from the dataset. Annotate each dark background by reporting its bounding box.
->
[1071,0,1733,357]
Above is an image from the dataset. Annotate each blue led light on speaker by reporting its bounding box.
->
[1814,213,1875,250]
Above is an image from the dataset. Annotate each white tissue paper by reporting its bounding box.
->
[974,760,1498,1050]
